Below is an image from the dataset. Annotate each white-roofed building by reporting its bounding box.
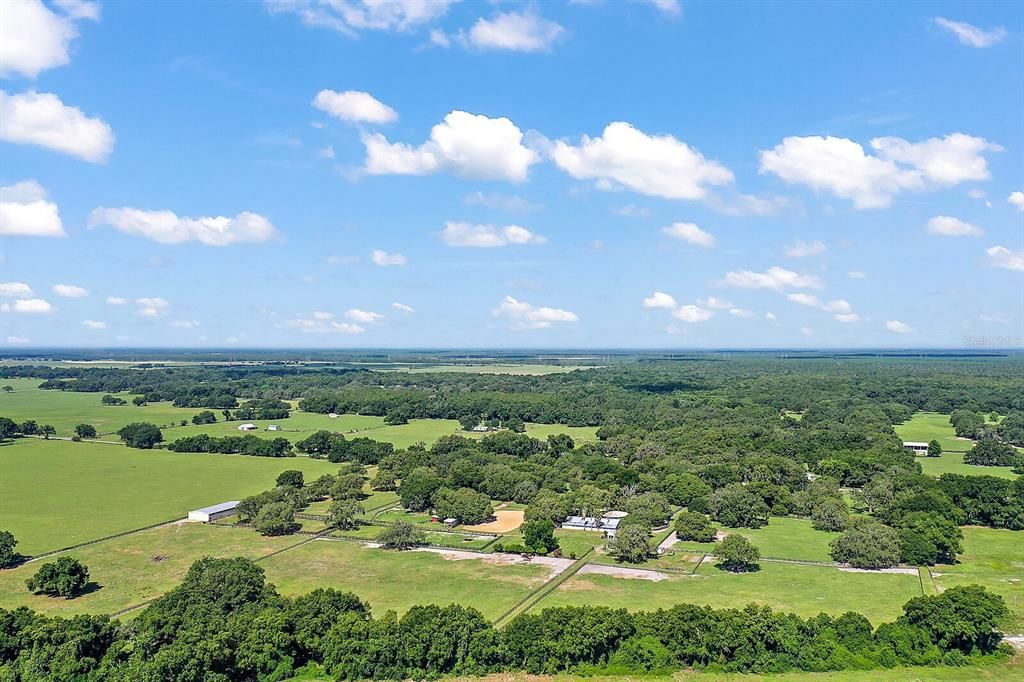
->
[902,441,929,455]
[188,501,240,523]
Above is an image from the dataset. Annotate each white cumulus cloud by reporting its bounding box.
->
[661,222,716,248]
[283,315,366,334]
[848,270,867,279]
[0,180,65,237]
[467,10,564,52]
[0,298,53,314]
[759,133,1002,209]
[0,0,99,78]
[886,320,912,334]
[135,297,169,317]
[933,17,1006,48]
[313,89,397,124]
[52,283,88,297]
[170,319,200,329]
[363,110,538,182]
[392,302,415,315]
[697,296,733,310]
[345,308,384,323]
[926,215,983,237]
[673,304,713,323]
[642,292,677,309]
[81,319,106,329]
[729,308,754,318]
[985,246,1024,272]
[440,221,545,248]
[0,90,114,163]
[89,207,276,246]
[371,249,406,266]
[492,295,578,330]
[1008,191,1024,211]
[784,238,826,258]
[552,121,733,200]
[721,266,823,291]
[105,296,127,305]
[0,282,33,298]
[265,0,456,35]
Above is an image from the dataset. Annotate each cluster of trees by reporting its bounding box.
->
[116,422,163,448]
[295,430,395,464]
[0,557,1010,680]
[167,434,294,457]
[232,398,291,421]
[964,439,1022,468]
[24,557,90,598]
[238,464,369,537]
[0,418,56,440]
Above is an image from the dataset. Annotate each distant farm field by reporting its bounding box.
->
[0,378,205,437]
[164,415,599,449]
[895,412,1018,478]
[0,438,336,555]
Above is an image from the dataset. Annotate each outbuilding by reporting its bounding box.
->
[902,441,929,455]
[238,423,257,431]
[188,501,240,523]
[267,424,281,431]
[562,511,628,537]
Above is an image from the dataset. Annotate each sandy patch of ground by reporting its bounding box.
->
[714,530,729,541]
[839,566,919,575]
[578,563,672,581]
[463,510,525,533]
[413,547,573,577]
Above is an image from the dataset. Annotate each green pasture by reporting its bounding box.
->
[161,412,387,443]
[0,523,300,617]
[0,438,336,555]
[673,517,839,563]
[0,379,204,437]
[536,560,923,625]
[260,538,557,620]
[931,526,1024,631]
[895,412,1018,478]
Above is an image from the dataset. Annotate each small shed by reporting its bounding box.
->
[238,423,257,431]
[328,413,339,419]
[188,501,240,523]
[902,441,929,455]
[444,517,458,528]
[267,424,281,431]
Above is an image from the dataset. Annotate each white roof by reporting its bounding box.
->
[903,441,929,447]
[191,501,239,515]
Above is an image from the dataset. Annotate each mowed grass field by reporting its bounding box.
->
[673,517,839,563]
[895,412,1018,479]
[260,539,558,620]
[536,560,923,625]
[0,438,337,555]
[0,378,206,437]
[0,379,598,447]
[0,523,302,616]
[931,526,1024,631]
[163,415,599,449]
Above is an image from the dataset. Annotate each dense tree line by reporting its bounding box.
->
[0,557,1011,680]
[166,434,294,457]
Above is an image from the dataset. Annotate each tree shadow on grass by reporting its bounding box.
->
[714,561,761,573]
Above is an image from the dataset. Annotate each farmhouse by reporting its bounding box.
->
[238,423,257,431]
[902,441,929,455]
[187,501,239,523]
[562,510,628,537]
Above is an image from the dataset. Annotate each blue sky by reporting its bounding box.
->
[0,0,1021,349]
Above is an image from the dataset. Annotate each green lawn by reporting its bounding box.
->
[895,412,1018,478]
[161,412,387,443]
[260,538,558,620]
[536,560,923,625]
[0,523,300,616]
[931,526,1024,631]
[0,379,205,437]
[673,517,839,563]
[501,528,605,559]
[0,438,337,555]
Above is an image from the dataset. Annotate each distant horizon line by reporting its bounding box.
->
[0,346,1021,354]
